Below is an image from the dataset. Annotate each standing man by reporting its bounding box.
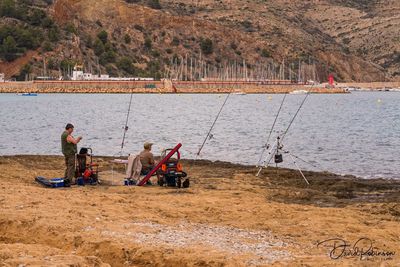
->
[139,142,155,175]
[61,123,82,187]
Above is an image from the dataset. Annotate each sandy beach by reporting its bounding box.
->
[0,155,399,266]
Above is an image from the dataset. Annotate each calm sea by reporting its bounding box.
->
[0,92,399,179]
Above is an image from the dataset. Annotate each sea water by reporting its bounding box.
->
[0,92,399,179]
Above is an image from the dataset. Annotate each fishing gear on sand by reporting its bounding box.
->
[256,92,311,185]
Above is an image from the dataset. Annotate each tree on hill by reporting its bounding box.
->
[0,0,17,18]
[93,38,105,56]
[97,30,108,44]
[117,57,136,75]
[200,38,213,55]
[124,34,131,44]
[144,37,152,50]
[2,36,18,61]
[148,0,162,9]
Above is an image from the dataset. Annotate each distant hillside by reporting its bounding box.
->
[0,0,399,81]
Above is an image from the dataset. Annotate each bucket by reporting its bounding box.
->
[77,177,85,186]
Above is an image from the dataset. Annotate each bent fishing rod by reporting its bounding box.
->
[280,91,310,143]
[196,93,232,156]
[119,90,134,155]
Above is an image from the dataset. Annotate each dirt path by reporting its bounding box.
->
[0,156,399,266]
[0,50,39,79]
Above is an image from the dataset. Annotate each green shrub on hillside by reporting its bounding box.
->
[97,30,108,44]
[60,59,75,72]
[146,60,161,79]
[100,50,116,65]
[148,0,161,9]
[42,41,53,52]
[47,58,57,70]
[15,63,32,81]
[65,23,77,34]
[171,37,180,46]
[93,38,105,56]
[29,9,48,26]
[1,0,56,27]
[144,37,152,50]
[124,34,131,44]
[0,25,43,61]
[261,48,271,58]
[117,56,136,74]
[48,27,60,42]
[200,38,213,55]
[0,0,21,19]
[0,1,62,62]
[1,36,19,61]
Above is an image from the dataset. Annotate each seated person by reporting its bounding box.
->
[139,142,156,175]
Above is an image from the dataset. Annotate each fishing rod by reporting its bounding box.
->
[120,90,134,154]
[280,91,310,143]
[256,59,311,166]
[256,93,287,166]
[196,93,231,156]
[256,91,311,176]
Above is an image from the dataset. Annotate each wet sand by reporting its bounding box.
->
[0,155,399,266]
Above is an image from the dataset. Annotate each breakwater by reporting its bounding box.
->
[337,81,400,89]
[0,80,346,94]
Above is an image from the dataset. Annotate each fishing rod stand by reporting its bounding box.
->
[282,150,310,185]
[256,136,310,185]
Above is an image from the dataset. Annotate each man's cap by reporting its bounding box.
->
[65,123,74,130]
[144,142,153,149]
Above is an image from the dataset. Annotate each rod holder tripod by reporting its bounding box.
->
[256,136,309,185]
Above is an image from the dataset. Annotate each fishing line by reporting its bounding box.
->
[196,93,231,156]
[289,153,334,174]
[287,153,319,169]
[257,93,287,166]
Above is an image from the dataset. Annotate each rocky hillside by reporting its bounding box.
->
[0,0,399,81]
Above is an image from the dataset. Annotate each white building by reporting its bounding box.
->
[70,64,154,81]
[71,69,111,81]
[0,73,4,82]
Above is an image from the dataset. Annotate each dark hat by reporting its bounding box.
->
[65,123,74,130]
